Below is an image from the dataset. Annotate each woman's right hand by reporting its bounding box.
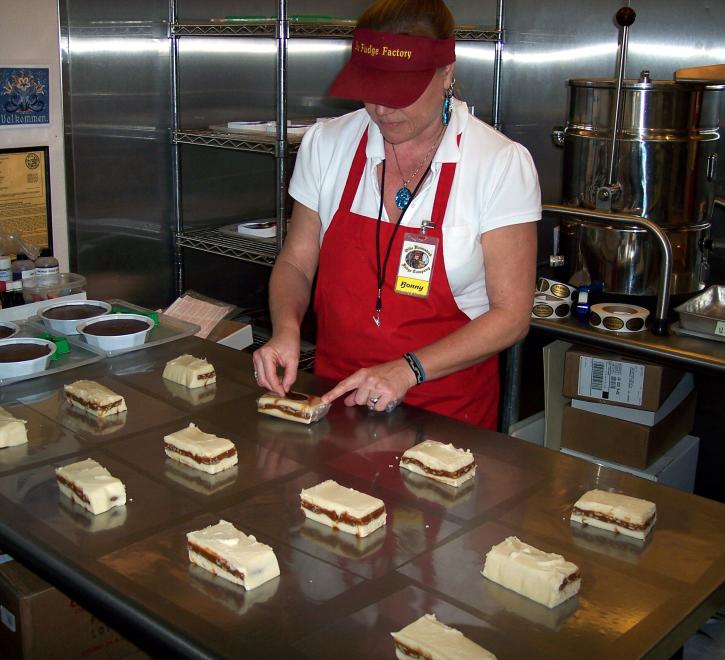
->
[252,330,300,396]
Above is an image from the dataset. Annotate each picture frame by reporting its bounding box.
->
[0,146,52,251]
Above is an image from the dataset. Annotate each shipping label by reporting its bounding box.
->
[577,356,645,405]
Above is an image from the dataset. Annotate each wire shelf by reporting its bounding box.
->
[176,227,278,266]
[173,129,301,155]
[171,21,502,42]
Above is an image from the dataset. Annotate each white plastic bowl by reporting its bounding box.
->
[0,321,19,340]
[0,338,57,378]
[77,313,154,351]
[38,299,112,335]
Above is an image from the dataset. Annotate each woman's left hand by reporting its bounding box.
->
[321,358,417,412]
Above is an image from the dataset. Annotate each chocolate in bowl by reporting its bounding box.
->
[42,303,108,321]
[0,326,15,339]
[0,343,51,363]
[82,318,150,336]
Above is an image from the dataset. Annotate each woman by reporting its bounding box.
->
[253,0,540,430]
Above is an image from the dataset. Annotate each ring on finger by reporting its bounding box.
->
[367,395,381,405]
[253,370,259,380]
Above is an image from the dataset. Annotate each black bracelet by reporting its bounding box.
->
[403,351,426,385]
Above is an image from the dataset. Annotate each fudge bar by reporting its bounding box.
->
[55,458,126,515]
[481,536,581,608]
[164,423,238,475]
[162,354,216,389]
[570,489,656,540]
[0,407,28,448]
[391,613,496,660]
[187,519,280,590]
[64,380,127,418]
[300,479,386,537]
[400,439,476,487]
[257,391,330,424]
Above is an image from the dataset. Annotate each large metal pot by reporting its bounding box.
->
[558,76,723,295]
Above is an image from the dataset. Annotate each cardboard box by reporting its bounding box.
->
[0,558,137,659]
[563,345,684,411]
[571,372,694,426]
[561,434,700,493]
[560,391,696,469]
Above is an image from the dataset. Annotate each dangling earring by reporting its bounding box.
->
[442,78,455,126]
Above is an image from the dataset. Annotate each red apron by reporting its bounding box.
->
[314,128,499,429]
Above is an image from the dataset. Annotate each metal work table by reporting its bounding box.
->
[0,337,723,659]
[531,317,725,373]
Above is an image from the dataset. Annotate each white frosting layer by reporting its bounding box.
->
[572,489,656,527]
[187,520,280,590]
[164,423,237,474]
[0,407,28,448]
[64,380,127,417]
[300,479,386,538]
[55,458,126,515]
[400,440,476,487]
[392,613,496,660]
[481,536,580,608]
[163,354,216,389]
[257,391,330,424]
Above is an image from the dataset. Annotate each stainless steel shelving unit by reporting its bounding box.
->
[169,11,504,276]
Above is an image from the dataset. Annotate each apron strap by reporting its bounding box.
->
[338,129,369,214]
[431,132,462,227]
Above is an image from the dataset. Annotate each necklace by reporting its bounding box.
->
[391,130,445,210]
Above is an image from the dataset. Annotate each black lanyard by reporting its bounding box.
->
[373,158,432,326]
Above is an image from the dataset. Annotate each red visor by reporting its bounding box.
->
[329,28,456,109]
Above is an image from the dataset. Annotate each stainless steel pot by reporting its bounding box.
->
[558,76,723,295]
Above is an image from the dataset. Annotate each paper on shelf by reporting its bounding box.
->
[164,293,236,339]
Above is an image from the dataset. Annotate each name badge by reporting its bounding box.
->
[394,229,438,298]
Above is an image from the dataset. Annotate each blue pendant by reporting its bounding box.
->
[395,186,412,210]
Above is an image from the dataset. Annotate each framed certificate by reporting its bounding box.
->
[0,146,52,250]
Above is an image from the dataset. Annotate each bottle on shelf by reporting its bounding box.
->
[0,256,12,283]
[11,254,36,282]
[0,281,23,308]
[35,252,60,280]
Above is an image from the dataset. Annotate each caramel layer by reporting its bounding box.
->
[56,474,90,504]
[65,391,122,414]
[188,541,245,580]
[401,456,474,479]
[393,640,430,660]
[259,404,310,419]
[573,506,654,531]
[300,500,384,526]
[560,571,581,591]
[164,442,236,464]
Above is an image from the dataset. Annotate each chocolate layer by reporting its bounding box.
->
[65,391,123,415]
[43,304,107,320]
[573,506,654,532]
[301,500,384,526]
[83,318,149,336]
[164,442,236,464]
[0,343,50,362]
[401,456,474,479]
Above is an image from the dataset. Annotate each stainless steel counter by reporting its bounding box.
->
[0,337,723,659]
[531,317,725,373]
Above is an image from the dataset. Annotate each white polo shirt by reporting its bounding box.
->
[289,99,541,319]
